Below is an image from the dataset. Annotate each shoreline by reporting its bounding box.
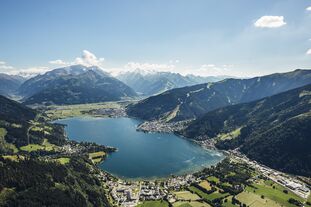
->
[49,112,310,204]
[54,115,225,182]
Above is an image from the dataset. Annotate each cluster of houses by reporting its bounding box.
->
[96,170,200,207]
[90,108,126,117]
[140,183,166,200]
[94,149,310,207]
[110,182,140,207]
[137,120,191,133]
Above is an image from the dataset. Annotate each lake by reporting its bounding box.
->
[55,117,224,179]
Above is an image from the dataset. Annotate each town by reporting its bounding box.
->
[137,120,192,133]
[94,152,311,207]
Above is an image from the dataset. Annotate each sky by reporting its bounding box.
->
[0,0,310,77]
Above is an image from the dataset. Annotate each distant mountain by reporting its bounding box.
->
[116,69,228,95]
[19,65,104,97]
[0,73,26,97]
[127,69,311,122]
[181,84,311,176]
[20,65,137,105]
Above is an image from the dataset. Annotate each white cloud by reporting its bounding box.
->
[0,61,14,72]
[306,6,311,11]
[49,50,105,68]
[108,61,177,76]
[49,59,68,66]
[6,66,50,78]
[74,50,105,67]
[0,60,50,76]
[124,62,175,72]
[254,16,286,28]
[182,64,234,77]
[306,49,311,55]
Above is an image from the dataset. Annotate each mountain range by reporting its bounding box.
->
[181,84,311,176]
[126,69,311,122]
[20,65,137,105]
[0,73,26,97]
[116,69,231,96]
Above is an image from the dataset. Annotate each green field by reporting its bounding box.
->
[173,201,211,207]
[20,144,44,152]
[137,200,169,207]
[206,176,220,184]
[56,157,70,165]
[45,102,125,120]
[88,151,106,163]
[188,186,229,202]
[237,191,281,207]
[245,180,305,207]
[222,196,238,207]
[2,155,24,161]
[217,127,242,140]
[174,191,200,201]
[199,181,212,191]
[20,139,59,152]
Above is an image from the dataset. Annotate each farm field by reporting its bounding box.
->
[206,176,220,184]
[245,179,306,207]
[236,191,281,207]
[173,201,211,207]
[44,101,127,120]
[20,139,59,152]
[199,180,212,191]
[137,200,169,207]
[174,191,200,201]
[89,151,106,163]
[56,157,70,165]
[188,186,229,202]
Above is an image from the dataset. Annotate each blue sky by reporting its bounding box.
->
[0,0,310,77]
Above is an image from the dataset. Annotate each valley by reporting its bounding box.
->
[0,67,311,207]
[2,2,311,206]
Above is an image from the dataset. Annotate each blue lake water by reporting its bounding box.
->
[55,117,224,179]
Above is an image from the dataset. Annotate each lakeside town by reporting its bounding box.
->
[94,151,310,207]
[136,120,192,133]
[31,104,311,207]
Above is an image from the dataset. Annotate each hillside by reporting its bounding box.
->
[116,70,228,96]
[0,95,111,206]
[21,65,137,105]
[0,95,67,151]
[0,73,25,97]
[0,157,111,207]
[0,95,36,122]
[181,84,311,176]
[127,69,311,122]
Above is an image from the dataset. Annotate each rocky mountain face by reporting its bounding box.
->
[20,65,137,105]
[116,70,228,96]
[0,73,26,97]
